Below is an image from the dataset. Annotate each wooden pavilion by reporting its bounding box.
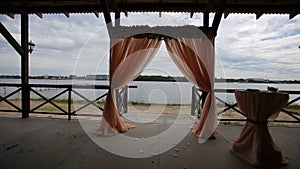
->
[1,0,299,119]
[1,1,300,167]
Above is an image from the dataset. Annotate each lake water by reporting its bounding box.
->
[0,79,299,104]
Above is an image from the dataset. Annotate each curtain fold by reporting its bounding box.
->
[96,37,161,135]
[165,38,217,142]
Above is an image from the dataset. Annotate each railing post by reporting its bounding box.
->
[68,86,72,120]
[124,86,128,114]
[191,86,204,118]
[191,86,196,116]
[201,91,208,108]
[116,86,128,115]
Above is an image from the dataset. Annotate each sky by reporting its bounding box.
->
[0,12,299,80]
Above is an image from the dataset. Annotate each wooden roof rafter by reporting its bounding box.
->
[0,22,25,57]
[212,0,226,34]
[0,0,299,18]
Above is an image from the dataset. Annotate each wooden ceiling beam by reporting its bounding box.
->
[94,11,100,18]
[107,0,120,13]
[212,0,227,33]
[5,13,15,19]
[64,12,70,18]
[0,1,299,19]
[35,12,43,18]
[0,2,26,14]
[190,12,194,18]
[224,11,229,19]
[116,3,206,12]
[205,0,219,12]
[256,12,263,19]
[289,12,298,19]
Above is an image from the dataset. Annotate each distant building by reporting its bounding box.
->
[43,75,49,79]
[69,75,76,79]
[85,75,108,80]
[97,75,109,80]
[85,75,96,80]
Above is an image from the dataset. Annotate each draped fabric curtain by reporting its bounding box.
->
[96,36,217,142]
[96,37,162,135]
[165,38,218,142]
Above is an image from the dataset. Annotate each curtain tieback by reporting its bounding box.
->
[246,118,268,125]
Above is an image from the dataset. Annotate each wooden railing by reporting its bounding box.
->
[1,83,299,123]
[0,83,137,120]
[191,87,300,123]
[0,83,22,112]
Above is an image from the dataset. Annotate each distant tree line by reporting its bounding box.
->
[215,78,300,84]
[0,75,21,79]
[0,75,299,84]
[0,75,68,80]
[134,75,188,82]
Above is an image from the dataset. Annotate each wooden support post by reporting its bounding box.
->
[21,14,30,118]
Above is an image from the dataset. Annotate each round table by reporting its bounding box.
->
[231,90,289,166]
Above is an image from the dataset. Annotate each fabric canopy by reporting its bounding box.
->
[96,36,217,143]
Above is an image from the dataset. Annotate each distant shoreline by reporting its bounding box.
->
[1,75,299,84]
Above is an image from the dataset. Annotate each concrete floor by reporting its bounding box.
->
[0,115,299,169]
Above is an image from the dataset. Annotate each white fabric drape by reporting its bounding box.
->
[165,38,217,142]
[96,37,161,135]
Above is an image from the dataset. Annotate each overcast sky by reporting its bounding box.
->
[0,13,299,80]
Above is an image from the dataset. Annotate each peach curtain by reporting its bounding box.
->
[165,38,217,142]
[96,37,161,135]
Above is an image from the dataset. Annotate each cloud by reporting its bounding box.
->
[216,14,300,80]
[144,43,183,76]
[0,13,299,80]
